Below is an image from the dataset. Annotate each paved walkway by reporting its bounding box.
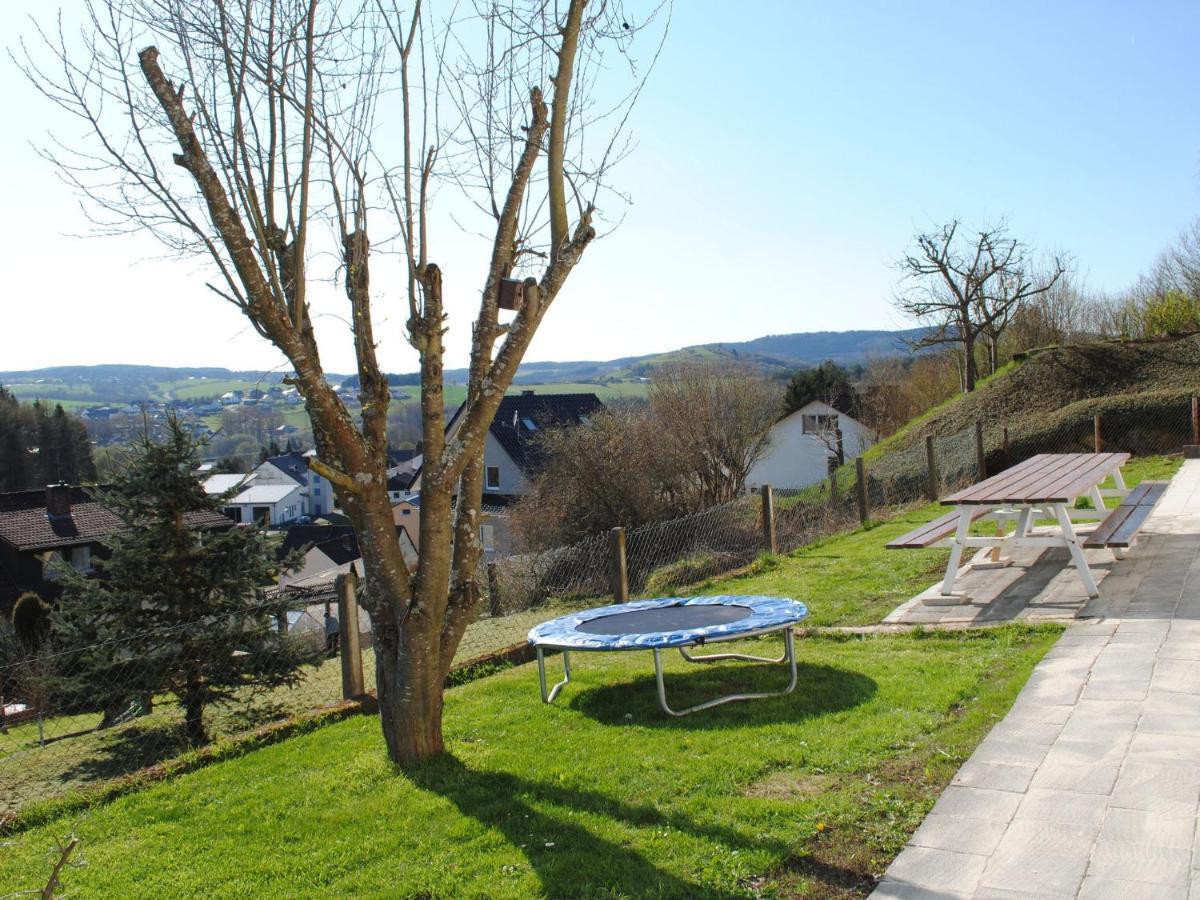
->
[874,460,1200,899]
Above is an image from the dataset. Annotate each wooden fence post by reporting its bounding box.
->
[828,470,838,506]
[335,568,364,700]
[486,562,501,618]
[609,526,629,603]
[854,457,869,526]
[925,435,938,501]
[760,485,778,554]
[1192,396,1199,446]
[974,420,987,480]
[1094,414,1103,453]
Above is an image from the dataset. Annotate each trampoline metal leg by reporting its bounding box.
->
[654,629,797,717]
[678,644,786,664]
[537,647,571,704]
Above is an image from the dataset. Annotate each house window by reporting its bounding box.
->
[401,508,412,516]
[802,414,838,434]
[480,524,495,552]
[521,417,537,431]
[314,486,321,496]
[71,546,92,572]
[485,466,500,490]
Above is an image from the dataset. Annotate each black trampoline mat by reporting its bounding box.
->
[576,604,753,636]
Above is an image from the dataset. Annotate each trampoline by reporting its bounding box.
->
[527,595,809,716]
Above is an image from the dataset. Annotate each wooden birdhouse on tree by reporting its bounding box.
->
[498,278,525,311]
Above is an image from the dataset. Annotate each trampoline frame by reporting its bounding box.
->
[534,621,799,717]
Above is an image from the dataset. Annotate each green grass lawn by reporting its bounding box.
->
[0,606,557,816]
[0,625,1060,898]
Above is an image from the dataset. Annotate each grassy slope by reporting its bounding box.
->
[0,627,1059,898]
[871,335,1200,459]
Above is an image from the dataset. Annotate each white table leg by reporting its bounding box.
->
[940,505,975,595]
[1013,506,1032,539]
[1113,467,1128,494]
[1053,503,1099,598]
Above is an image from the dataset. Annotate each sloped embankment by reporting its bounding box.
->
[868,334,1200,495]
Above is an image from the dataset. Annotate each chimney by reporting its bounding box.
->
[46,484,73,519]
[522,390,535,397]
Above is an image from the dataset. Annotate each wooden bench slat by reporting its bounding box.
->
[1083,504,1139,548]
[1125,480,1169,507]
[887,507,989,549]
[1082,481,1169,549]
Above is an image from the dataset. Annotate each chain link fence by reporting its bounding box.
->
[4,395,1198,816]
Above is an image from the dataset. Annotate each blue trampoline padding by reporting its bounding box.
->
[527,595,808,651]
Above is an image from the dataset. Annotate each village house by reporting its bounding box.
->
[203,471,304,527]
[0,484,230,612]
[746,397,878,491]
[409,391,604,557]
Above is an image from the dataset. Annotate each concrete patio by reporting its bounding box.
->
[874,459,1200,898]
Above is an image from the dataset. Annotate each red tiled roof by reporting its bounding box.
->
[0,487,231,552]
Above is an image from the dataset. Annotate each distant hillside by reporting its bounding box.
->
[424,327,929,385]
[1,327,927,403]
[0,365,350,407]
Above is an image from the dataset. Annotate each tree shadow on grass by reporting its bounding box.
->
[408,753,785,899]
[55,720,189,786]
[567,660,876,729]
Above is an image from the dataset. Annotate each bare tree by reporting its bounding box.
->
[20,0,668,763]
[510,403,687,549]
[648,362,780,507]
[895,220,1063,391]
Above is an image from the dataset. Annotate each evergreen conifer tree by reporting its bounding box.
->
[51,416,315,745]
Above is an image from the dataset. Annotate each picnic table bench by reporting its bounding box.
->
[887,453,1167,599]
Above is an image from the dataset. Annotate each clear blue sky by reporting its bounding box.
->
[2,1,1198,374]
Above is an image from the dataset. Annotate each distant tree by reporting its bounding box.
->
[510,404,688,548]
[1145,217,1200,301]
[0,391,95,491]
[648,362,780,507]
[1143,289,1200,336]
[513,364,780,548]
[51,417,314,746]
[783,361,856,415]
[894,220,1064,391]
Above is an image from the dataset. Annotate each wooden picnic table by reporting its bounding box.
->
[937,452,1131,599]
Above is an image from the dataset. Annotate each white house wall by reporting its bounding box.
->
[483,432,529,496]
[746,400,877,491]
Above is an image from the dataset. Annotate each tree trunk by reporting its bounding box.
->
[375,632,445,762]
[182,678,207,747]
[963,332,978,392]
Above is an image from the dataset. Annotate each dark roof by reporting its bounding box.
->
[488,392,604,473]
[0,486,230,553]
[387,448,420,466]
[388,473,415,492]
[277,524,357,558]
[316,533,361,566]
[265,452,310,485]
